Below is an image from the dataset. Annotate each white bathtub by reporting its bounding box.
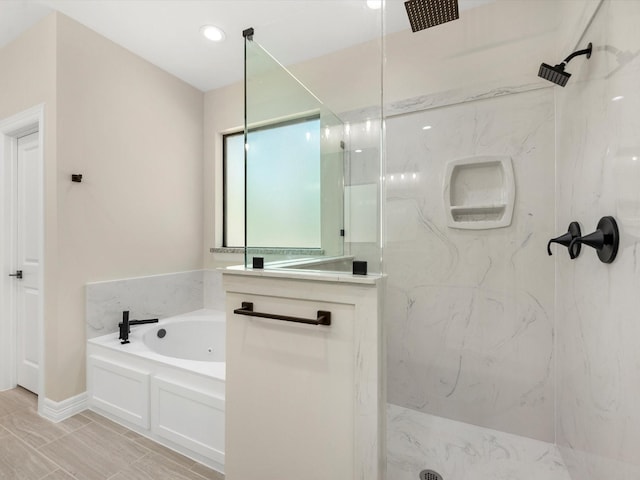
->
[86,309,225,473]
[142,316,225,362]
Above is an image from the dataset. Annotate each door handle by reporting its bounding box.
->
[8,270,22,279]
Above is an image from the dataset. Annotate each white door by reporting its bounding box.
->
[13,132,41,394]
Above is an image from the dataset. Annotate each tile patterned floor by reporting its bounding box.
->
[0,387,224,480]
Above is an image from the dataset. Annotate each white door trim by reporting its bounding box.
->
[0,104,45,410]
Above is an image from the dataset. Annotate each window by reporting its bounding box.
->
[223,116,321,248]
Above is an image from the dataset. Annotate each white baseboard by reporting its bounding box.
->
[40,391,88,423]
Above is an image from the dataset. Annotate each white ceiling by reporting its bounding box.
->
[0,0,493,92]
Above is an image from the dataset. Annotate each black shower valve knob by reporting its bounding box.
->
[568,216,619,264]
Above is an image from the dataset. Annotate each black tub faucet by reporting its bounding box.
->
[119,310,159,344]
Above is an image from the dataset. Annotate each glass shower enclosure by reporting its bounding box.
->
[240,27,382,274]
[229,1,639,479]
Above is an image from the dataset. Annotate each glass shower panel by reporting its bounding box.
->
[243,34,346,270]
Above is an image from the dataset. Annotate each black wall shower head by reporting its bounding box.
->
[538,63,571,87]
[538,42,593,87]
[405,0,459,32]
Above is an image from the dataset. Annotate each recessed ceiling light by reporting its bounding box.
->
[612,95,624,102]
[422,125,432,130]
[201,25,226,42]
[367,0,382,10]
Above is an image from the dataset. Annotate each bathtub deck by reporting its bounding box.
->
[0,387,223,480]
[87,309,226,381]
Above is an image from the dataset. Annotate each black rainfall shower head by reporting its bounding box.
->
[538,62,571,87]
[538,42,593,87]
[404,0,459,32]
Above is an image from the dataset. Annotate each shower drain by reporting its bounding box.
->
[419,470,443,480]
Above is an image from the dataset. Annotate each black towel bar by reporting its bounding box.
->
[233,302,331,326]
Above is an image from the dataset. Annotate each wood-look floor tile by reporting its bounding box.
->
[0,391,224,480]
[190,462,225,480]
[131,436,197,469]
[80,410,130,435]
[39,422,148,480]
[41,469,77,479]
[5,387,37,410]
[109,453,211,480]
[123,429,144,440]
[0,408,80,448]
[0,427,57,479]
[59,411,93,432]
[0,388,34,417]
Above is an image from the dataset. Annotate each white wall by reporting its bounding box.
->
[0,13,205,402]
[204,82,243,268]
[45,14,204,401]
[0,15,57,121]
[0,14,57,401]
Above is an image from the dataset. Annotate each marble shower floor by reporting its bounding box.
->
[0,387,224,480]
[387,403,572,480]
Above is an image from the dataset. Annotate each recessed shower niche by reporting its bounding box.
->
[443,155,515,229]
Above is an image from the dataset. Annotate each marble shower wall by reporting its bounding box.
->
[385,87,556,442]
[556,1,640,478]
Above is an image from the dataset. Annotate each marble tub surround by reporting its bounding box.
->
[204,269,226,311]
[555,1,640,478]
[385,87,556,441]
[387,404,571,480]
[85,270,206,339]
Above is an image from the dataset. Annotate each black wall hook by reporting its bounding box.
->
[568,216,619,263]
[71,174,83,183]
[548,222,582,258]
